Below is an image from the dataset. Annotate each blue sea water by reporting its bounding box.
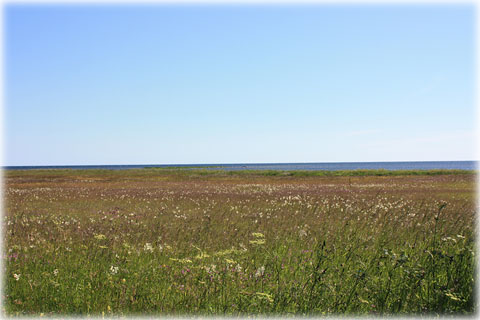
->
[4,161,477,171]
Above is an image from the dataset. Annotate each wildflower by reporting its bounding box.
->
[255,266,265,278]
[53,269,59,276]
[110,266,119,275]
[255,292,273,303]
[13,273,20,281]
[442,237,456,243]
[144,243,153,252]
[8,253,18,261]
[194,248,210,259]
[205,264,217,273]
[170,258,193,264]
[214,247,242,256]
[235,264,242,273]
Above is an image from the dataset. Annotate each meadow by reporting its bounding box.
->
[3,169,476,316]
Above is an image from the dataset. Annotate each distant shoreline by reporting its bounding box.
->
[3,160,477,172]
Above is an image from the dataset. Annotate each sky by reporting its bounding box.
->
[4,4,476,166]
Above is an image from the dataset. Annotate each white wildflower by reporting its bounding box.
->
[53,269,59,276]
[255,266,265,278]
[110,265,119,275]
[144,243,154,252]
[13,273,20,281]
[206,264,217,273]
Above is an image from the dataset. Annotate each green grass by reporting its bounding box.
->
[4,170,476,316]
[145,165,225,169]
[224,169,474,177]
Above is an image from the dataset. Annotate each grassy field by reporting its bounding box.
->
[3,169,476,316]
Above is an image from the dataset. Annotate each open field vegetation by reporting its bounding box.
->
[3,169,476,316]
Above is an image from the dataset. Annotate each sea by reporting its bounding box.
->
[4,161,477,171]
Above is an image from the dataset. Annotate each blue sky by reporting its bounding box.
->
[4,4,476,166]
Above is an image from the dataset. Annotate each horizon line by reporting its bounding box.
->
[3,159,477,168]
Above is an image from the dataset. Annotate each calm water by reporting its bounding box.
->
[4,161,477,171]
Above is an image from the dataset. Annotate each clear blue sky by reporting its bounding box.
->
[4,4,476,166]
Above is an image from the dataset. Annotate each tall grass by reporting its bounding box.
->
[4,170,475,316]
